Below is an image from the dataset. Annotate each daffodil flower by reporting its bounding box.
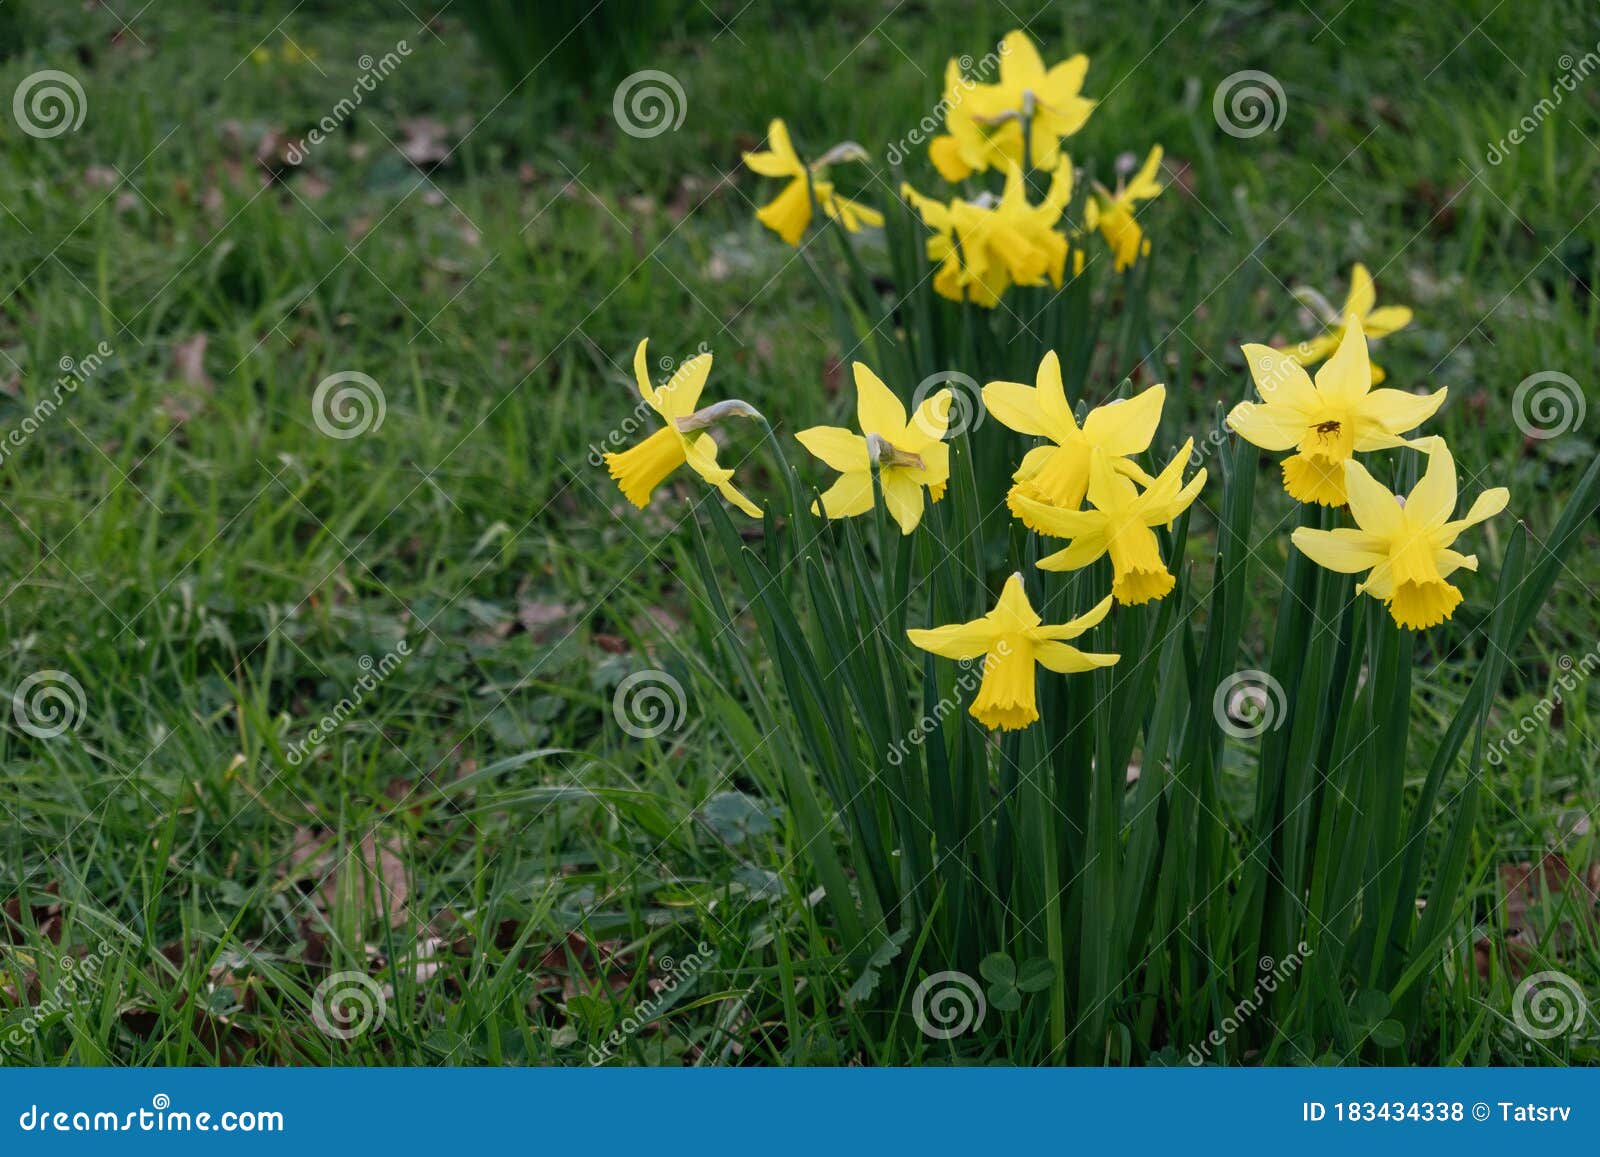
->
[604,339,763,517]
[902,162,1074,308]
[1084,146,1163,272]
[1227,316,1446,507]
[1012,442,1205,605]
[929,30,1095,181]
[983,350,1163,526]
[1291,438,1508,630]
[796,363,951,534]
[1288,262,1412,384]
[743,119,883,246]
[907,574,1118,731]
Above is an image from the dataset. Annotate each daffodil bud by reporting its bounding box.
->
[866,433,926,471]
[810,141,870,171]
[674,399,762,433]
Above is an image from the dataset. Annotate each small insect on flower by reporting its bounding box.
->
[1287,262,1413,383]
[1084,145,1163,272]
[1011,443,1205,605]
[928,29,1096,181]
[742,119,882,246]
[983,350,1164,525]
[795,363,951,535]
[603,339,763,517]
[907,574,1118,731]
[1227,315,1446,506]
[902,162,1074,308]
[1291,437,1509,631]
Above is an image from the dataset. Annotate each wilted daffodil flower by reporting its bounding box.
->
[743,118,883,246]
[604,340,762,517]
[1227,316,1446,507]
[983,350,1163,527]
[907,574,1118,731]
[796,363,951,535]
[1288,262,1413,384]
[1084,146,1163,272]
[902,162,1074,308]
[929,30,1096,181]
[1292,438,1508,630]
[1012,443,1205,605]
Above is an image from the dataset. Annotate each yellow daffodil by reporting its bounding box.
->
[929,30,1095,181]
[907,575,1118,731]
[796,363,951,534]
[983,350,1164,526]
[902,162,1074,308]
[1084,146,1163,272]
[1288,262,1413,383]
[604,339,762,517]
[1012,442,1205,605]
[743,119,883,246]
[1227,315,1446,507]
[1291,438,1508,630]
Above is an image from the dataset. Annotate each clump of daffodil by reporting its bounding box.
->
[1227,315,1446,507]
[604,339,762,517]
[1012,443,1205,605]
[742,118,883,246]
[796,363,951,535]
[1287,262,1412,384]
[1084,146,1163,272]
[1292,438,1508,631]
[907,574,1118,731]
[983,350,1163,526]
[928,29,1096,181]
[902,162,1075,308]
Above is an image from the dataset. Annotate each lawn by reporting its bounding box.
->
[1,0,1597,1065]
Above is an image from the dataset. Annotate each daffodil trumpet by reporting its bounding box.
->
[907,574,1118,731]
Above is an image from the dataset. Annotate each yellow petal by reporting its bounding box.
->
[907,619,998,660]
[632,338,655,406]
[812,470,875,520]
[880,472,926,534]
[1312,315,1373,404]
[1404,438,1458,529]
[1363,306,1412,337]
[1033,594,1115,641]
[1033,641,1118,674]
[656,352,712,420]
[1037,533,1110,572]
[1344,263,1376,320]
[1083,383,1165,456]
[1290,526,1387,574]
[853,363,908,440]
[822,192,884,232]
[1009,491,1105,538]
[983,379,1054,438]
[1342,458,1406,537]
[906,390,953,445]
[929,134,973,182]
[1241,343,1318,413]
[1439,487,1509,539]
[1227,400,1305,452]
[755,178,813,246]
[991,573,1042,631]
[742,119,802,177]
[1356,387,1446,443]
[796,426,869,473]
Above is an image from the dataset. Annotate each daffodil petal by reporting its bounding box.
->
[854,362,908,440]
[796,426,870,473]
[1342,458,1406,538]
[1313,315,1373,404]
[1083,383,1165,456]
[906,621,997,660]
[1241,343,1318,412]
[1033,642,1119,674]
[1291,526,1387,573]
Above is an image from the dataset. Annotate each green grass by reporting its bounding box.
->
[0,0,1596,1065]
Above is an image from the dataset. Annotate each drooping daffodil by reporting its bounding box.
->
[604,339,762,517]
[907,575,1118,731]
[929,29,1096,181]
[1227,315,1446,507]
[983,350,1163,527]
[1288,262,1413,384]
[743,118,883,246]
[795,363,951,535]
[1084,146,1163,272]
[1011,442,1205,605]
[902,161,1074,308]
[1291,438,1508,630]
